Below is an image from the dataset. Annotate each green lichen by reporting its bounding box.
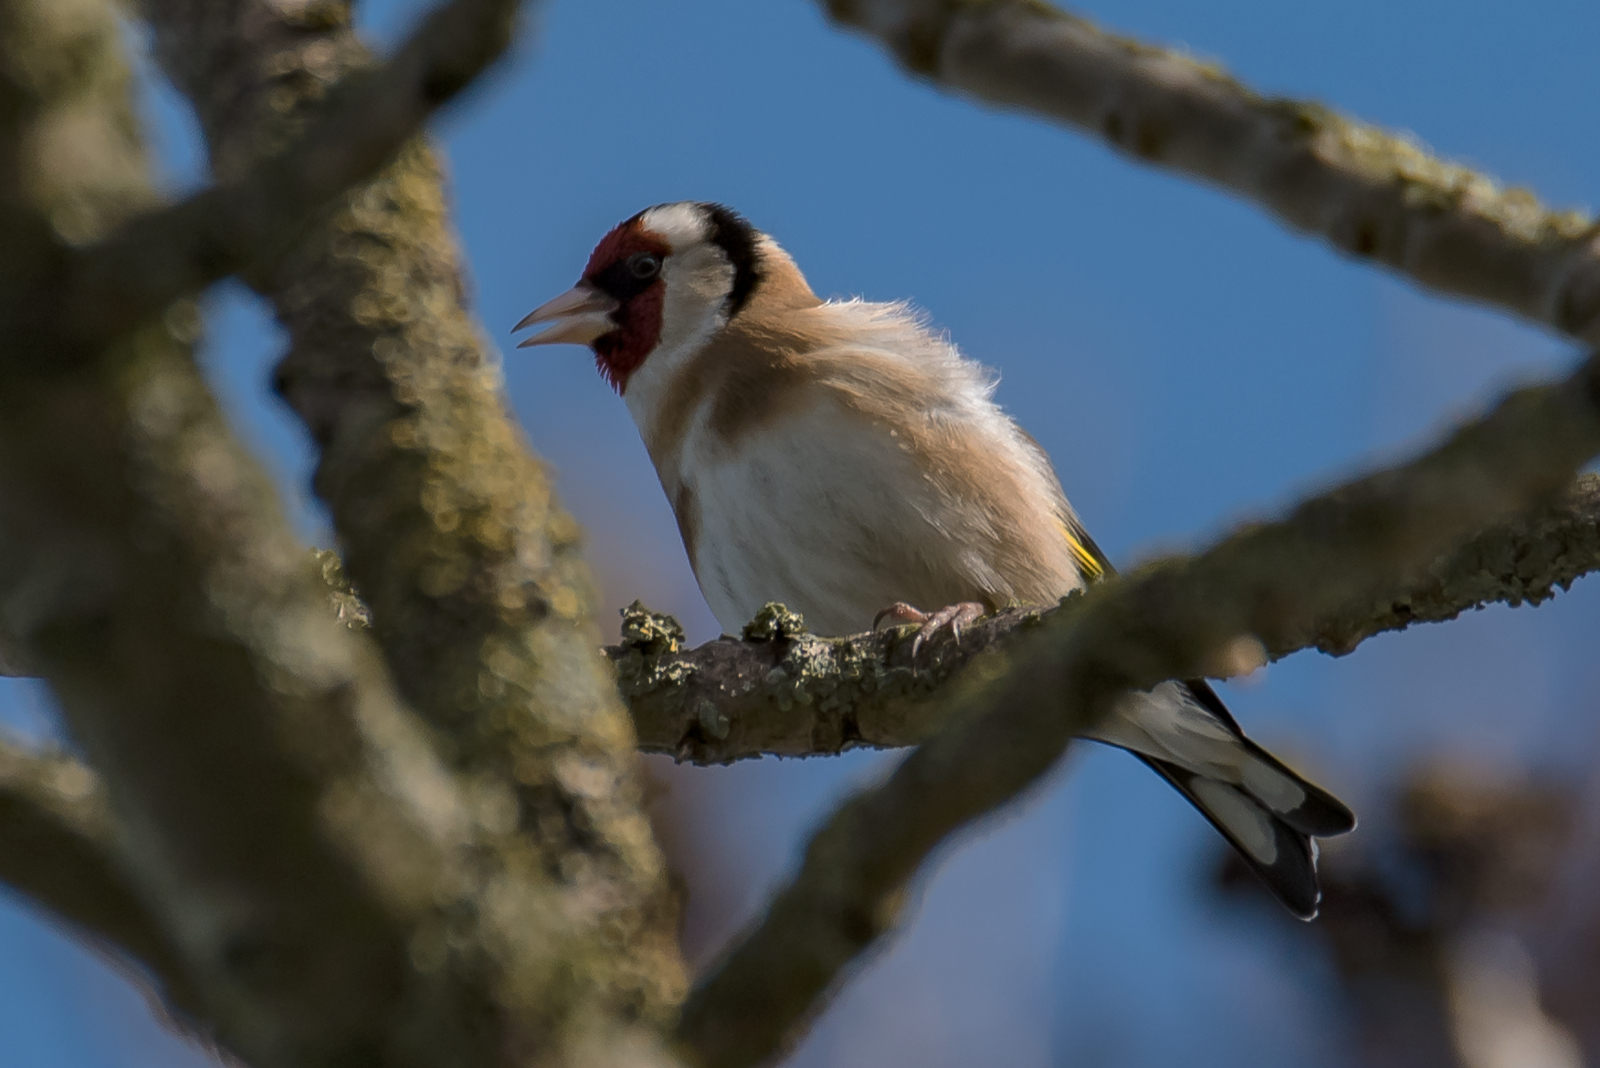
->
[314,548,371,629]
[753,628,934,730]
[742,602,809,642]
[693,699,730,741]
[610,602,694,699]
[1266,102,1595,244]
[618,600,684,657]
[760,637,834,712]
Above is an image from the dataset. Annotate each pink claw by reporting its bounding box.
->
[873,601,987,661]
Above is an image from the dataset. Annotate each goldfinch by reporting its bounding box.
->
[515,202,1355,918]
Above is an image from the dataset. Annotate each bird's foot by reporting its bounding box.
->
[873,601,987,661]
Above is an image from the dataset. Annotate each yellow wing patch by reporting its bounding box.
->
[1057,518,1107,582]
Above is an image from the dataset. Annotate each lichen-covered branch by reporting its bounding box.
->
[1,467,1592,781]
[0,739,201,1019]
[674,352,1600,1068]
[821,0,1600,342]
[0,1,693,1066]
[137,0,686,1049]
[1301,472,1600,655]
[613,601,1047,762]
[0,2,512,1065]
[1,332,502,1068]
[615,473,1600,764]
[2,461,1590,768]
[61,0,521,353]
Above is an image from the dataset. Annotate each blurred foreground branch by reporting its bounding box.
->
[62,0,522,352]
[617,474,1600,764]
[0,740,200,1018]
[0,0,683,1066]
[673,353,1600,1068]
[820,0,1600,343]
[0,0,509,1061]
[138,0,687,1048]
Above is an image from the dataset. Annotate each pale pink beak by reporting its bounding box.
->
[513,283,620,348]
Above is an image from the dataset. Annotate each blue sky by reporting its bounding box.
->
[4,1,1600,1065]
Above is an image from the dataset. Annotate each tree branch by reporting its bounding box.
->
[4,467,1596,771]
[1306,471,1600,655]
[137,0,687,1047]
[58,0,521,354]
[615,473,1600,764]
[673,352,1600,1068]
[0,739,202,1018]
[0,2,683,1067]
[820,0,1600,342]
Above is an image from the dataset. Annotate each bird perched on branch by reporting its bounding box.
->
[515,201,1355,918]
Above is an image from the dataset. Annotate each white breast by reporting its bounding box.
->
[672,392,1077,636]
[690,399,909,634]
[626,297,1087,637]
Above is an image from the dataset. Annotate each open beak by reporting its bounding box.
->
[512,284,620,348]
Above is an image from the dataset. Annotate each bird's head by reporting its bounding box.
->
[514,201,767,393]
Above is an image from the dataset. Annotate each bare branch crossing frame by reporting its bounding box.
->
[0,1,1594,1067]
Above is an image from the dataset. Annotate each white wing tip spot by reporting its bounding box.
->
[1191,779,1278,865]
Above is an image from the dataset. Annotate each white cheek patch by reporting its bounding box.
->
[657,245,734,353]
[620,250,734,439]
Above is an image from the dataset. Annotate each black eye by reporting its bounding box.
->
[627,252,662,279]
[591,252,665,302]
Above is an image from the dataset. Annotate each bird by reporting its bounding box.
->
[513,201,1356,919]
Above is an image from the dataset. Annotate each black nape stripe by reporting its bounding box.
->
[698,202,764,317]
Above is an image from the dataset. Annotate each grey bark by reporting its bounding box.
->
[135,0,688,1044]
[821,0,1600,343]
[0,2,683,1066]
[616,475,1600,764]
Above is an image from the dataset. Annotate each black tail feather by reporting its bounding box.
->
[1138,754,1324,921]
[1181,679,1356,837]
[1230,731,1356,838]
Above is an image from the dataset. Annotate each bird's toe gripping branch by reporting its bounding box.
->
[873,600,988,660]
